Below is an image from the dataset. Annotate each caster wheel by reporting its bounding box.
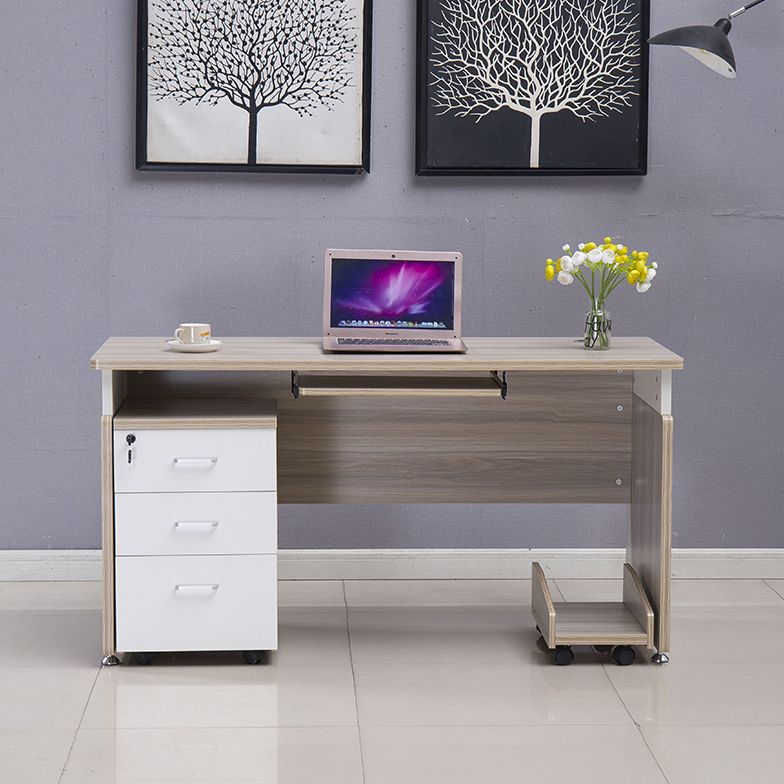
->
[611,646,636,666]
[134,652,158,666]
[551,646,574,666]
[242,650,266,665]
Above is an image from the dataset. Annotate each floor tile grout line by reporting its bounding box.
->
[598,658,672,784]
[343,580,368,784]
[56,664,102,784]
[763,580,784,602]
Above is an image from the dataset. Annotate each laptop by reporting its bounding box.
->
[322,249,467,353]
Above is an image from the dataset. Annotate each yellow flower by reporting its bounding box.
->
[635,260,646,274]
[584,242,597,251]
[627,270,640,284]
[603,236,613,244]
[632,250,639,259]
[545,265,554,281]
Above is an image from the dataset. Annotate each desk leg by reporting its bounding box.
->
[101,414,119,666]
[629,393,673,662]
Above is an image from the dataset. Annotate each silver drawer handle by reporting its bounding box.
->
[174,520,219,530]
[173,457,218,467]
[175,584,219,593]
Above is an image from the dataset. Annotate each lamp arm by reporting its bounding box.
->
[729,0,770,19]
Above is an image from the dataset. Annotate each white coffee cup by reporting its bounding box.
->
[174,323,211,345]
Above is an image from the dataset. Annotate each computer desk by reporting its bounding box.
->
[91,336,683,665]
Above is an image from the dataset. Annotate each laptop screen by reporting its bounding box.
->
[330,258,455,330]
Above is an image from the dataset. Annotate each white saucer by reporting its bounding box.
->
[167,339,223,353]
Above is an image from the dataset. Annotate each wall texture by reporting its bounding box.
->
[1,1,782,550]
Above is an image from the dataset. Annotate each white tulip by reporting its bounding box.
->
[652,262,658,269]
[602,249,615,264]
[571,251,587,266]
[557,271,575,285]
[646,268,656,282]
[562,244,571,252]
[559,255,575,272]
[636,281,651,293]
[587,248,603,264]
[578,243,585,250]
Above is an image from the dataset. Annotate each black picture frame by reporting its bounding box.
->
[416,0,649,176]
[136,0,373,174]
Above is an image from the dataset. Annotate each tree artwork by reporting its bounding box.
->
[148,0,358,164]
[429,0,641,168]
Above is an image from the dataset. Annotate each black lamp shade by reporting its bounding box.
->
[649,19,737,78]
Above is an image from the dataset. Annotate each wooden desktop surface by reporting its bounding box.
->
[91,336,683,371]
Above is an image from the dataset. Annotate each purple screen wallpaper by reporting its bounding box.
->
[330,259,455,329]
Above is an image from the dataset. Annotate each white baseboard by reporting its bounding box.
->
[2,548,784,581]
[0,550,102,581]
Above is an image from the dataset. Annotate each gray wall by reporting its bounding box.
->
[1,1,782,551]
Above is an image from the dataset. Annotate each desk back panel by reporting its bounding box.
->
[127,370,632,504]
[277,371,632,503]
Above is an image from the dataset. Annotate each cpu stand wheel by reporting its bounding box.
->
[611,645,636,666]
[242,650,267,665]
[133,651,158,666]
[551,646,574,666]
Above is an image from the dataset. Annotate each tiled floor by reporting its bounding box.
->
[1,579,784,783]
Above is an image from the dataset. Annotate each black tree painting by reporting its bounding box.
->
[147,0,358,164]
[417,0,648,175]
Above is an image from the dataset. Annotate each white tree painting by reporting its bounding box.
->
[145,0,361,166]
[429,0,641,168]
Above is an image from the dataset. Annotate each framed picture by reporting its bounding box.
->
[416,0,649,176]
[136,0,373,173]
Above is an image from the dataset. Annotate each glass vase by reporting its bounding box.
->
[583,302,612,350]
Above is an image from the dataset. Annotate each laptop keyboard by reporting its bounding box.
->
[337,338,450,346]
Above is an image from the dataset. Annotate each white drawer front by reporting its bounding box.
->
[115,554,277,653]
[114,429,276,493]
[115,492,277,556]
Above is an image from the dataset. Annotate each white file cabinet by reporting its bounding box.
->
[112,399,278,664]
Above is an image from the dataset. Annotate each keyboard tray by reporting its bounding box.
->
[292,373,506,398]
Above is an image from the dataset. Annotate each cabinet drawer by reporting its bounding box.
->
[115,554,277,653]
[114,428,276,493]
[115,492,277,556]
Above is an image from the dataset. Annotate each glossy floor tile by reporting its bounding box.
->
[3,578,784,782]
[60,726,364,784]
[347,606,536,665]
[275,608,350,666]
[360,725,667,784]
[0,667,97,730]
[353,656,632,726]
[345,578,562,607]
[642,725,784,784]
[0,729,75,784]
[604,603,784,724]
[0,580,100,610]
[0,609,101,667]
[80,663,358,728]
[277,580,345,607]
[765,579,784,600]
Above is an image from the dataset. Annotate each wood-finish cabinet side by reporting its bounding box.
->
[531,562,556,647]
[101,414,116,659]
[629,394,673,653]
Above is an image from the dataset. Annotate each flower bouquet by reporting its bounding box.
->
[544,236,658,350]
